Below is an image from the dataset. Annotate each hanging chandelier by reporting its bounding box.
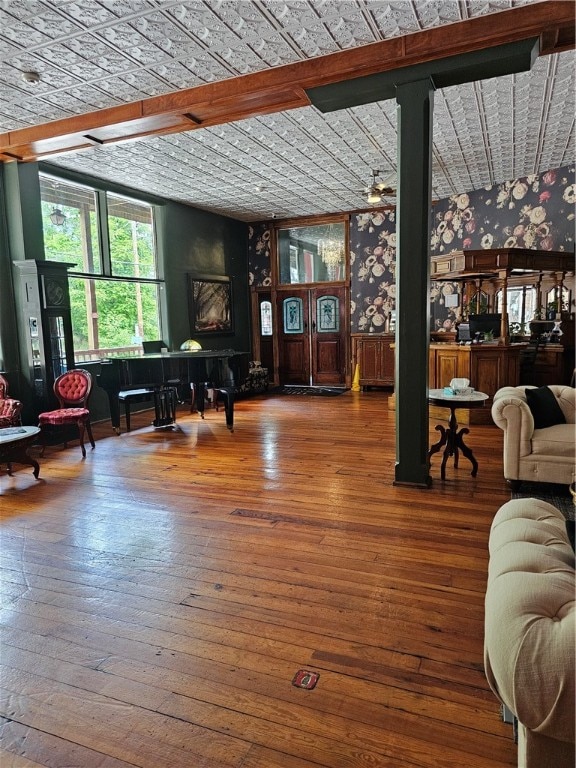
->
[318,227,344,278]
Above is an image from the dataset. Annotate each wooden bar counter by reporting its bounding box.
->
[428,342,523,424]
[389,341,527,425]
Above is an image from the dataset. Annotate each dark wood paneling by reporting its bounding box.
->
[352,334,395,388]
[280,338,308,384]
[429,343,523,424]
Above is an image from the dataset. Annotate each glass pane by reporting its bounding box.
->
[278,222,345,284]
[499,287,523,325]
[40,175,101,273]
[497,286,538,333]
[524,288,537,321]
[317,296,339,332]
[546,287,569,314]
[70,277,161,361]
[283,297,303,333]
[260,300,273,336]
[48,315,67,378]
[107,193,157,279]
[464,289,488,316]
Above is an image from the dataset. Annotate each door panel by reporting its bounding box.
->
[277,291,310,384]
[312,287,346,385]
[277,287,346,386]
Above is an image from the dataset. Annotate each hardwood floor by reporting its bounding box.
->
[0,390,516,768]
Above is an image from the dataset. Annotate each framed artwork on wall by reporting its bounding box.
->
[188,274,234,335]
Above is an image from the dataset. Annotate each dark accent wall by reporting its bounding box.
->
[0,163,250,411]
[160,202,250,351]
[0,167,17,375]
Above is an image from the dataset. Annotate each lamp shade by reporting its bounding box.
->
[50,208,66,226]
[180,339,202,351]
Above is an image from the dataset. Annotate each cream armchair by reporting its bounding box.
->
[484,498,575,768]
[491,385,575,489]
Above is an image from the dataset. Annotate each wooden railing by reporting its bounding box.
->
[75,345,143,362]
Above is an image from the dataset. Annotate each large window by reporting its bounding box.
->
[40,174,162,360]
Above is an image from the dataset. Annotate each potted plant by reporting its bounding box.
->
[482,329,499,344]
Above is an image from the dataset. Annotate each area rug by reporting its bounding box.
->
[268,386,347,397]
[511,481,575,521]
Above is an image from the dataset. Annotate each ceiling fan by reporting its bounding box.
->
[363,169,396,204]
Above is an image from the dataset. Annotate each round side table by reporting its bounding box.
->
[0,426,41,479]
[427,390,489,480]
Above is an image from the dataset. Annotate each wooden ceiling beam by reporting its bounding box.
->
[0,1,573,163]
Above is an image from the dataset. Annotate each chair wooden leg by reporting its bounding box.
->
[86,420,95,449]
[77,421,86,458]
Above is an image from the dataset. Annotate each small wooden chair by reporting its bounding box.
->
[38,369,95,457]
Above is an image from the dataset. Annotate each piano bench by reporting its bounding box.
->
[118,388,156,432]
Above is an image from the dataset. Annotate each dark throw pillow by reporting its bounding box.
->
[525,386,567,429]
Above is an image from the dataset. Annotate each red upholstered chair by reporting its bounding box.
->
[38,369,95,457]
[0,374,23,428]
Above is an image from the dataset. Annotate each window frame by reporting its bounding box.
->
[40,172,165,360]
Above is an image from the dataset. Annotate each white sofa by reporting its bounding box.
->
[491,385,575,488]
[484,498,575,768]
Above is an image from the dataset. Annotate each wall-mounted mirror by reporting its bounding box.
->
[277,221,346,284]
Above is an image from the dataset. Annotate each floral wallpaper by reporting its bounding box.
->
[350,210,397,333]
[431,164,575,255]
[349,209,459,334]
[248,164,575,334]
[248,222,272,286]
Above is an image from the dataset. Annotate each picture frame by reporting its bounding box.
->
[188,274,234,335]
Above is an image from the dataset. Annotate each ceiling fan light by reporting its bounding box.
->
[50,208,66,226]
[367,190,382,204]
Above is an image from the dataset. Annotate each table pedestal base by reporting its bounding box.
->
[428,409,478,481]
[0,436,40,479]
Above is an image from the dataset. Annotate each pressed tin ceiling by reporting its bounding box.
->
[0,0,574,222]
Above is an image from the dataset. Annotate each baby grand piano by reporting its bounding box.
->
[97,349,250,432]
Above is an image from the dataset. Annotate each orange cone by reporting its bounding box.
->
[352,363,361,392]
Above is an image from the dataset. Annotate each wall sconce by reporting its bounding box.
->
[49,208,66,226]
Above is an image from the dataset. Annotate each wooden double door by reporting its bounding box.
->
[277,286,347,386]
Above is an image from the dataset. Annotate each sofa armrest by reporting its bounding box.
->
[491,392,535,479]
[484,500,575,767]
